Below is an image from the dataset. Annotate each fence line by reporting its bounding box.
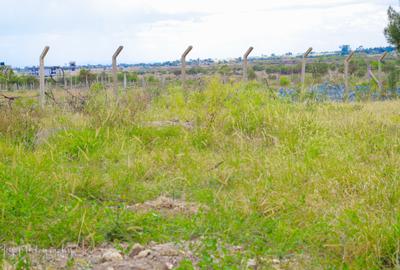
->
[1,45,399,103]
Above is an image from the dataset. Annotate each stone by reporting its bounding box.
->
[247,258,257,269]
[165,262,174,269]
[102,249,123,262]
[129,244,145,258]
[135,249,152,259]
[272,258,281,264]
[65,243,79,249]
[152,243,180,257]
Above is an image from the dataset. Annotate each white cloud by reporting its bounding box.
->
[0,0,397,66]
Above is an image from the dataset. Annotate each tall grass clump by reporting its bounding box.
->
[0,99,41,149]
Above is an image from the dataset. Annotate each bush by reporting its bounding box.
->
[279,76,290,87]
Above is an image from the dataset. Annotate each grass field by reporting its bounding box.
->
[0,80,399,269]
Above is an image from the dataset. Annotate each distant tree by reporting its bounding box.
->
[172,69,181,76]
[349,57,368,78]
[0,66,14,79]
[384,6,400,52]
[387,70,399,91]
[0,66,15,90]
[117,71,139,82]
[329,63,338,71]
[253,64,265,72]
[0,66,38,90]
[187,66,206,75]
[127,72,139,82]
[356,46,364,51]
[146,75,158,83]
[306,62,329,78]
[78,69,96,84]
[218,65,231,76]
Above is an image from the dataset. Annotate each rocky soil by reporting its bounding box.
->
[2,241,197,270]
[1,197,310,269]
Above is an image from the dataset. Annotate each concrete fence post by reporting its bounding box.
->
[243,47,254,81]
[344,51,355,101]
[301,47,313,90]
[123,72,127,90]
[161,76,166,89]
[39,46,50,108]
[181,46,193,85]
[368,68,381,98]
[141,76,146,88]
[366,52,388,98]
[368,67,380,85]
[112,46,124,98]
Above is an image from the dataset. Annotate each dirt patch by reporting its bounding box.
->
[2,241,312,269]
[35,127,65,146]
[145,120,194,129]
[265,254,313,270]
[2,242,197,270]
[127,196,206,216]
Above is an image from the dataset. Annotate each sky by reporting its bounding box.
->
[0,0,398,67]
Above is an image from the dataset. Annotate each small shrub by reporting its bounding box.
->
[279,76,290,87]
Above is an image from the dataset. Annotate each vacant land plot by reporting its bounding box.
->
[0,80,399,269]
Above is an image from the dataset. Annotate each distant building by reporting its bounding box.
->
[340,45,351,55]
[69,61,76,71]
[0,62,4,67]
[20,66,63,78]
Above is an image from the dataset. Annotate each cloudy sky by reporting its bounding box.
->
[0,0,397,67]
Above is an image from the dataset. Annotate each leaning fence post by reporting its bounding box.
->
[367,53,388,99]
[378,52,388,84]
[344,51,355,101]
[112,46,124,98]
[181,46,193,85]
[243,47,254,81]
[39,46,50,108]
[301,47,312,91]
[368,68,381,98]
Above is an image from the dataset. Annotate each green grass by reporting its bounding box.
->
[0,79,399,269]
